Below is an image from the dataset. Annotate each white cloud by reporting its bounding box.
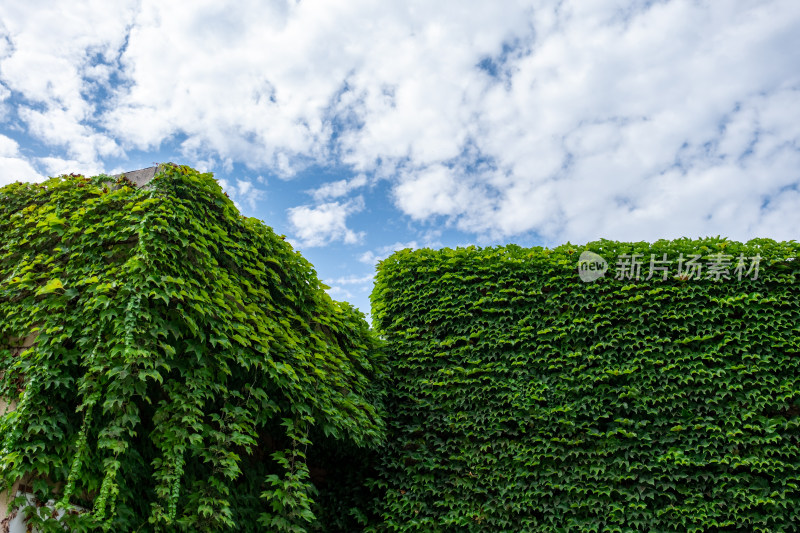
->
[92,0,535,176]
[20,106,121,163]
[0,134,43,184]
[0,134,18,157]
[358,240,420,265]
[37,156,103,178]
[0,157,43,185]
[357,251,378,265]
[310,174,367,201]
[217,177,265,212]
[325,285,354,300]
[0,2,136,169]
[1,0,799,244]
[287,196,365,247]
[330,273,374,285]
[393,165,473,221]
[323,273,374,302]
[0,82,9,120]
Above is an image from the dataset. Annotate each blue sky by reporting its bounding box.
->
[1,1,799,319]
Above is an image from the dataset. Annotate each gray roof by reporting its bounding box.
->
[114,165,165,188]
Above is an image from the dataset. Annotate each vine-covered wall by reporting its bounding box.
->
[0,164,385,532]
[0,334,35,529]
[370,239,799,532]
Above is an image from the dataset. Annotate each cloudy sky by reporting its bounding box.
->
[1,0,798,317]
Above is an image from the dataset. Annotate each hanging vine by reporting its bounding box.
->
[0,164,385,532]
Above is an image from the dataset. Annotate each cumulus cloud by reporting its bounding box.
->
[217,177,265,212]
[0,134,44,184]
[287,196,365,247]
[310,173,368,201]
[0,82,10,121]
[358,240,421,265]
[0,2,134,169]
[394,166,474,221]
[330,273,374,285]
[325,285,355,301]
[1,0,799,244]
[323,273,374,303]
[37,156,102,178]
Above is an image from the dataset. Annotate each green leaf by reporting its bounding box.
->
[37,278,64,294]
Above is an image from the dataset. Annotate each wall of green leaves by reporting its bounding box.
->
[0,165,385,532]
[369,240,799,532]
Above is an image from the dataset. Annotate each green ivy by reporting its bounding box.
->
[369,239,799,532]
[0,164,385,532]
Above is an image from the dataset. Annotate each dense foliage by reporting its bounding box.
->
[0,164,385,532]
[370,239,799,532]
[3,165,798,532]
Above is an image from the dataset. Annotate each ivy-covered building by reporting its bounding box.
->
[0,164,385,532]
[369,241,799,531]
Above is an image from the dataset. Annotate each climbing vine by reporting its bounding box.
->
[369,239,799,531]
[0,164,385,532]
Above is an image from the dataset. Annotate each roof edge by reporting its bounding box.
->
[113,164,166,188]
